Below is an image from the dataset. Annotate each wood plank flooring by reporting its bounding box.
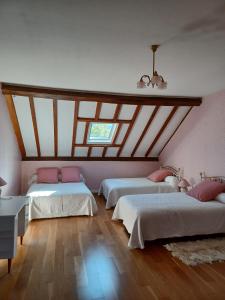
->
[1,196,225,300]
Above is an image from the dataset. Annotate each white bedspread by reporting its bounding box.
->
[27,182,97,220]
[99,178,177,209]
[112,193,225,249]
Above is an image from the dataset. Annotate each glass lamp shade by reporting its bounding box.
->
[150,71,162,85]
[137,79,146,89]
[158,80,167,89]
[0,177,7,187]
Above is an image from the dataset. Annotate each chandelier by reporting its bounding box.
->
[137,45,167,89]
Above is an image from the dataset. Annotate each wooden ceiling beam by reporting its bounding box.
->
[22,156,159,161]
[53,99,58,157]
[117,106,141,157]
[131,106,159,157]
[102,146,107,157]
[95,102,102,120]
[83,122,90,144]
[2,83,202,106]
[74,143,121,147]
[5,94,26,158]
[29,96,41,157]
[158,106,193,156]
[87,146,92,157]
[77,117,130,124]
[145,106,178,157]
[113,104,122,120]
[112,123,123,144]
[71,100,79,156]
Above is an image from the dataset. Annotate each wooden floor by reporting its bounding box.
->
[1,196,225,300]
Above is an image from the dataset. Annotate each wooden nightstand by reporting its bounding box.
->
[0,196,30,273]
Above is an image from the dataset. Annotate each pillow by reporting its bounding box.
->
[148,169,172,182]
[164,175,178,187]
[28,173,37,186]
[37,168,58,183]
[187,180,225,202]
[215,193,225,204]
[61,167,81,183]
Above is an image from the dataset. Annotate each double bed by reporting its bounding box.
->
[112,192,225,249]
[27,182,97,220]
[99,166,180,209]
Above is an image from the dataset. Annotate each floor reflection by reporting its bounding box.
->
[77,246,119,299]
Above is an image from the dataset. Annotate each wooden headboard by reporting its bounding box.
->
[200,172,225,183]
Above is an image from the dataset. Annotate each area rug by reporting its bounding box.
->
[164,237,225,266]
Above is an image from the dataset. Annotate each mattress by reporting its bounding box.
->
[99,177,178,209]
[112,192,225,249]
[27,182,97,220]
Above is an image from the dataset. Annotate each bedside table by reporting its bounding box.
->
[0,196,30,273]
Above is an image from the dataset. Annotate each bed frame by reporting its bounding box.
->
[200,172,225,183]
[160,165,182,180]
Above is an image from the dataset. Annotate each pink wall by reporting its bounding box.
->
[0,90,21,195]
[160,90,225,185]
[21,160,159,193]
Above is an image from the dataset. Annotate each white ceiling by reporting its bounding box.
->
[0,0,225,97]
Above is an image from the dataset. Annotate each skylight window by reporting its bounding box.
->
[87,122,118,144]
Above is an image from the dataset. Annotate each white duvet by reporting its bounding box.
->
[99,177,177,209]
[27,182,97,220]
[112,193,225,249]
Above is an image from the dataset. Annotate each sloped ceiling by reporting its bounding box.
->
[3,84,201,161]
[0,0,225,96]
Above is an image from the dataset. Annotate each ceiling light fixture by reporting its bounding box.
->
[137,45,167,89]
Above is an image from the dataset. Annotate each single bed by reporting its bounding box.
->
[99,166,180,209]
[112,192,225,249]
[27,182,98,220]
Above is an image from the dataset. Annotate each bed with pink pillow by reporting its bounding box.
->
[27,167,97,220]
[113,178,225,249]
[99,167,180,209]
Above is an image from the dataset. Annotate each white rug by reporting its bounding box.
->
[164,237,225,266]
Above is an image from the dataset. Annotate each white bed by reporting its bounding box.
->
[27,182,97,220]
[99,177,178,209]
[112,192,225,249]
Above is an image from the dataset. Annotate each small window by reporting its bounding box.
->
[87,122,118,144]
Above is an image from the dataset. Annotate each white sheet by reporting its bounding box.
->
[112,193,225,249]
[99,177,178,209]
[27,182,97,220]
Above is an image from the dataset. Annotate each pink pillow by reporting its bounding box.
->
[37,168,58,183]
[148,169,172,182]
[61,167,81,183]
[187,180,225,201]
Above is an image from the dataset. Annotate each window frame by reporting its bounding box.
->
[87,122,118,144]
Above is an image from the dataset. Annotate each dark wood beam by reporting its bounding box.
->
[87,146,92,157]
[74,143,121,147]
[112,123,123,144]
[113,104,122,120]
[158,106,193,156]
[22,156,159,161]
[95,102,102,120]
[117,106,141,157]
[77,117,130,124]
[145,106,178,157]
[5,94,26,158]
[29,96,41,157]
[53,99,58,156]
[102,147,107,157]
[2,83,202,106]
[131,106,159,157]
[71,100,79,156]
[83,122,90,144]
